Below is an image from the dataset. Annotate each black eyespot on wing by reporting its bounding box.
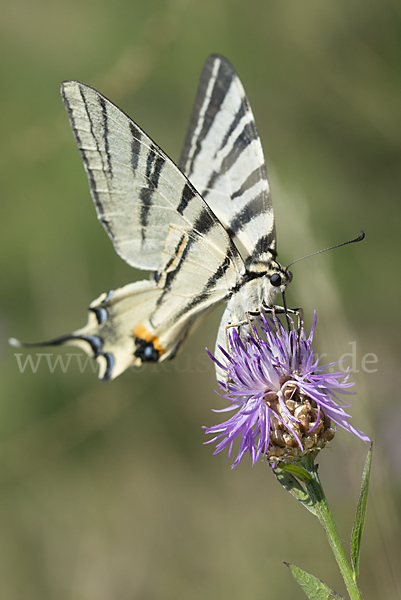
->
[270,273,282,287]
[102,352,115,381]
[134,340,160,362]
[90,306,108,325]
[81,334,104,356]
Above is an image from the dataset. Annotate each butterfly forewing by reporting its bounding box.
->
[179,54,276,269]
[61,81,244,275]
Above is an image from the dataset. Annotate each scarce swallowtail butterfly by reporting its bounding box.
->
[12,55,295,381]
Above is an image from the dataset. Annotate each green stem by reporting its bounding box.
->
[302,455,363,600]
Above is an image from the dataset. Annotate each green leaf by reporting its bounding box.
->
[279,463,314,483]
[272,464,317,514]
[351,443,373,580]
[285,563,345,599]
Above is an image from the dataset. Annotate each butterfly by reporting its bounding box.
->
[12,55,294,380]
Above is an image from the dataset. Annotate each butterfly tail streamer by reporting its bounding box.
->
[9,279,201,381]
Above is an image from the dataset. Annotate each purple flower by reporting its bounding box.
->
[205,314,370,468]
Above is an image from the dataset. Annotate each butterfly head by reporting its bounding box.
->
[263,262,293,307]
[269,268,293,291]
[246,257,293,306]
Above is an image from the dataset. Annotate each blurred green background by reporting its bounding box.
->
[1,0,400,598]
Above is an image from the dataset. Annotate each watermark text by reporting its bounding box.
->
[13,342,378,376]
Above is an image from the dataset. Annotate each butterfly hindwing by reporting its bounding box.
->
[64,217,243,379]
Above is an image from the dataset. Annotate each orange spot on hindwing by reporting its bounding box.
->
[133,323,165,362]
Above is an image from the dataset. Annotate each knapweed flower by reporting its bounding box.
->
[205,314,370,467]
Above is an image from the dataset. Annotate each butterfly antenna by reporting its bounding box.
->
[286,230,365,269]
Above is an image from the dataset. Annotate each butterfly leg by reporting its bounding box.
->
[270,305,282,335]
[225,303,305,348]
[224,308,263,349]
[266,305,304,333]
[268,305,304,358]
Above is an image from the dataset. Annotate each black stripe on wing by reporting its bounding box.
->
[201,120,260,199]
[185,59,228,180]
[172,255,232,319]
[99,95,113,176]
[177,183,197,215]
[61,85,116,242]
[163,232,187,272]
[129,122,142,172]
[155,206,219,308]
[231,167,262,200]
[226,193,267,238]
[245,232,277,268]
[140,144,166,244]
[218,103,246,154]
[156,241,192,307]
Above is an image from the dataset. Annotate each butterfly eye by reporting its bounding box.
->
[270,273,282,287]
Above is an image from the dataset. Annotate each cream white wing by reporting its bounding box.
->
[44,221,241,380]
[179,55,276,270]
[61,80,244,276]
